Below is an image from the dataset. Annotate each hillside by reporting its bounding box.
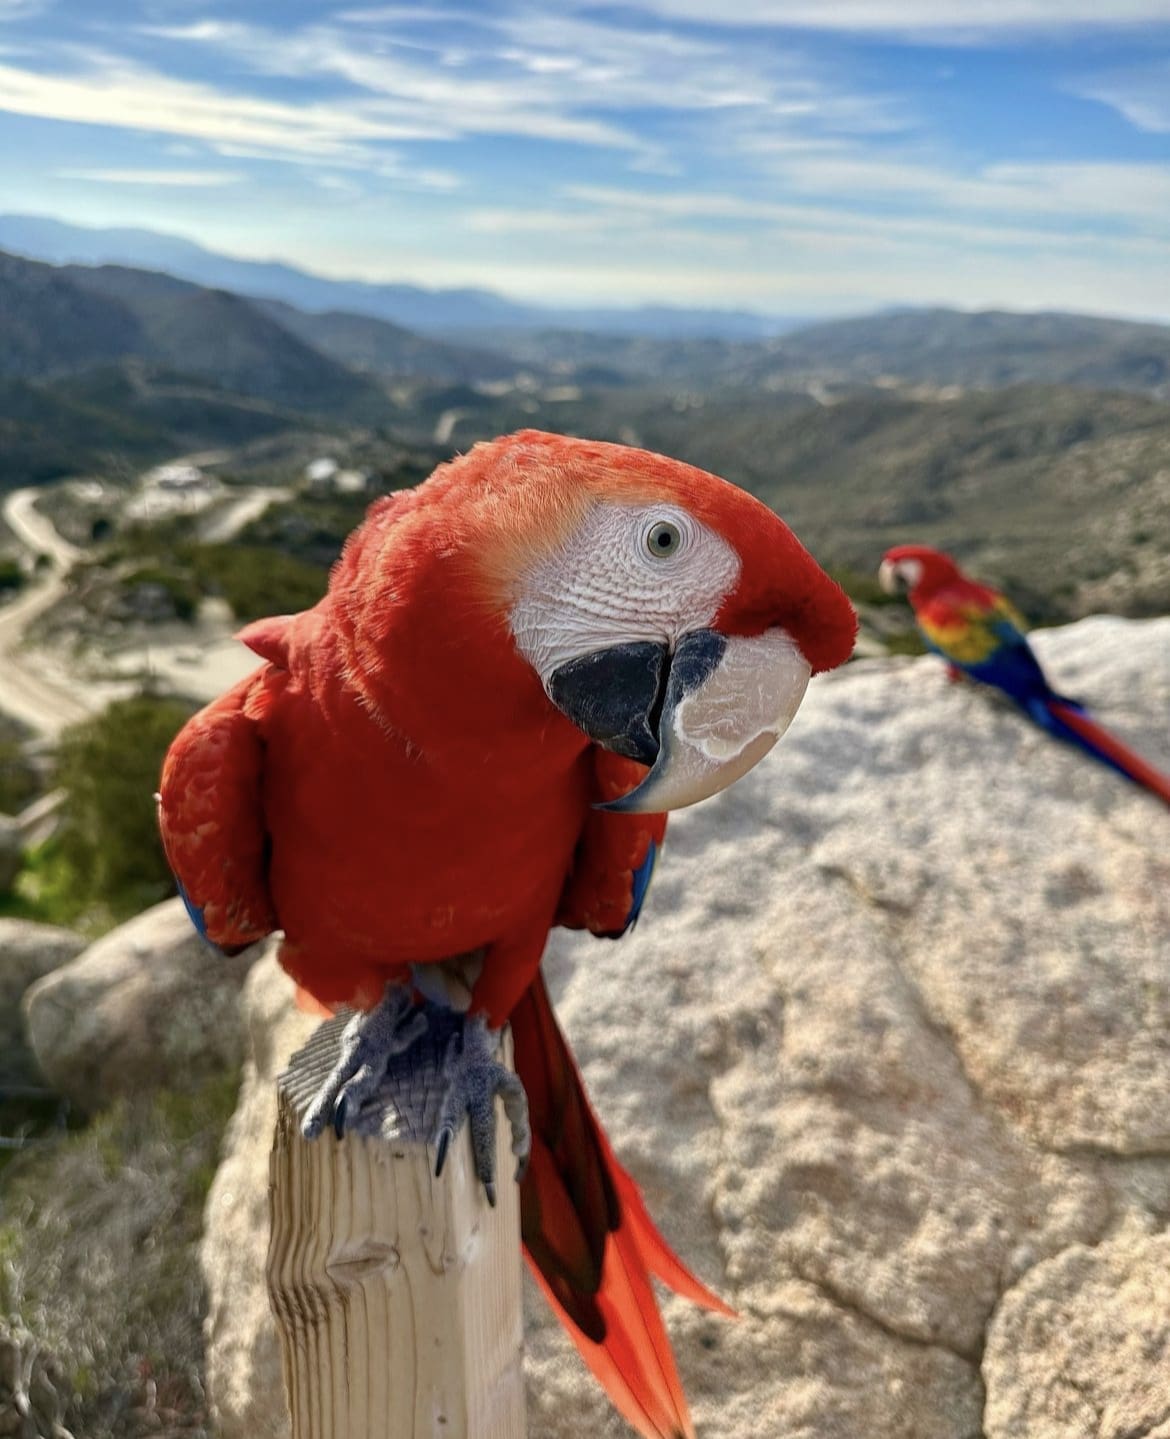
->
[732,307,1170,396]
[394,382,1170,620]
[0,214,789,339]
[254,299,519,383]
[0,251,142,380]
[479,308,1170,397]
[59,264,384,418]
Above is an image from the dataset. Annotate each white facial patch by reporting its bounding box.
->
[879,557,924,594]
[510,502,741,684]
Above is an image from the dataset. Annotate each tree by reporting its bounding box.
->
[53,695,196,920]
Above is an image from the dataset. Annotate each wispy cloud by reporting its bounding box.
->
[54,166,243,186]
[0,0,53,16]
[1074,60,1170,133]
[0,49,451,159]
[625,0,1170,33]
[1,0,1168,319]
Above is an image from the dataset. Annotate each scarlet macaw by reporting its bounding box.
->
[159,431,857,1438]
[879,544,1170,806]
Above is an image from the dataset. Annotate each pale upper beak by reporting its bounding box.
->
[548,627,811,813]
[877,558,902,596]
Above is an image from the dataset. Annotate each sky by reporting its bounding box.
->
[1,1,1170,318]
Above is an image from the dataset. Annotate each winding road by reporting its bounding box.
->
[0,490,94,736]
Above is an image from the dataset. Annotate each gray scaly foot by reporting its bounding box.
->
[434,1015,531,1207]
[301,984,429,1139]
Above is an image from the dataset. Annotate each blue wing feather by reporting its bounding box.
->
[626,839,658,931]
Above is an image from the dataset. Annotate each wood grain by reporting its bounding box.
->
[267,1014,527,1438]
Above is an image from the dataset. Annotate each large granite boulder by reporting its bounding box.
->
[22,898,260,1109]
[199,616,1170,1438]
[984,1227,1170,1439]
[0,919,86,1086]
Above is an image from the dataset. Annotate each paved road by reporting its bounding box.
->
[0,490,95,736]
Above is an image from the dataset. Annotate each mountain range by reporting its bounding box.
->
[0,213,790,341]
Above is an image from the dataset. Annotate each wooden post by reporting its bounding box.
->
[266,1012,528,1439]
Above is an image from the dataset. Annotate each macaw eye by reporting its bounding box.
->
[645,520,682,559]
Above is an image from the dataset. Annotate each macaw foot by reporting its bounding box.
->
[301,984,430,1140]
[434,1013,531,1208]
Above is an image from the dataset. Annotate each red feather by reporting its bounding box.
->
[514,975,729,1439]
[1047,701,1170,807]
[159,431,856,1436]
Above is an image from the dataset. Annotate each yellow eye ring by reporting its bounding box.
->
[645,520,682,558]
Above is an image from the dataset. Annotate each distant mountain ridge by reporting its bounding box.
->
[0,213,793,340]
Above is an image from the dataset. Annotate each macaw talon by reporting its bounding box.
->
[433,1014,531,1205]
[301,985,429,1140]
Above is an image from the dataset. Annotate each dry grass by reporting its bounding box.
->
[0,1072,239,1439]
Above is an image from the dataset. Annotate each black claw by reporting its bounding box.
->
[333,1096,349,1139]
[484,1180,496,1209]
[514,1156,529,1184]
[435,1128,451,1178]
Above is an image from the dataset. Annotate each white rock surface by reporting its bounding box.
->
[200,616,1170,1438]
[983,1227,1170,1439]
[0,918,85,1086]
[22,897,259,1108]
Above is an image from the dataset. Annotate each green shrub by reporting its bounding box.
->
[186,543,328,622]
[119,565,200,622]
[46,694,196,924]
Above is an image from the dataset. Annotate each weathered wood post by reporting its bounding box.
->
[266,1012,528,1439]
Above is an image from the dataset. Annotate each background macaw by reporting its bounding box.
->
[159,430,857,1439]
[879,543,1170,807]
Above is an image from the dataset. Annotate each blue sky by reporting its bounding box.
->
[1,0,1169,318]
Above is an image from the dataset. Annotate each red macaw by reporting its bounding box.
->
[159,430,857,1438]
[879,544,1170,807]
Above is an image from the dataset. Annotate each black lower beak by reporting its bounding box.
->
[547,632,729,767]
[547,640,668,766]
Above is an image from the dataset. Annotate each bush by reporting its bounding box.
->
[120,565,200,622]
[187,543,327,622]
[46,694,196,924]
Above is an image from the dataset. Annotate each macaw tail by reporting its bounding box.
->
[510,974,733,1439]
[1044,699,1170,807]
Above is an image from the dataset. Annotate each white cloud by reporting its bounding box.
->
[624,0,1170,33]
[0,48,451,148]
[1074,61,1170,133]
[54,167,243,186]
[558,178,1170,252]
[147,20,645,152]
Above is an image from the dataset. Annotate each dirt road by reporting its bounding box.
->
[0,490,94,736]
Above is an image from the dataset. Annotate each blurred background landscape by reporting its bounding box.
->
[1,3,1168,1436]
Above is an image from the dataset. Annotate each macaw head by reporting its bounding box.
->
[468,430,856,813]
[878,544,963,603]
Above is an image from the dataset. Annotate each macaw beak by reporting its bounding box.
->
[548,628,811,813]
[877,559,903,595]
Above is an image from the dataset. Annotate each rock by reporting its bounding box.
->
[983,1228,1170,1439]
[0,814,20,894]
[0,919,86,1086]
[199,616,1170,1438]
[200,953,315,1439]
[22,897,259,1109]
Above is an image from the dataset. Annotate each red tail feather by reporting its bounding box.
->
[1047,701,1170,807]
[511,976,731,1439]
